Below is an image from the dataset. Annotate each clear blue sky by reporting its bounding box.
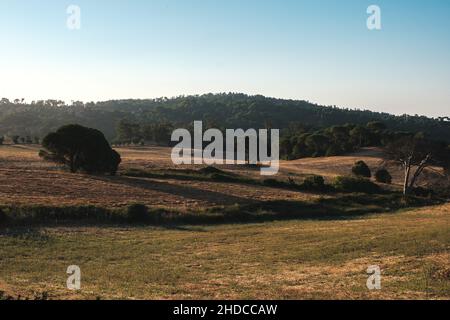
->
[0,0,449,117]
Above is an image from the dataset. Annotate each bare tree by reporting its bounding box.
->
[385,135,449,195]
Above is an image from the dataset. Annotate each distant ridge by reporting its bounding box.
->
[1,93,449,141]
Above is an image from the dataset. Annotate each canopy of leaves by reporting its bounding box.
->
[352,161,372,178]
[40,124,121,175]
[375,168,392,184]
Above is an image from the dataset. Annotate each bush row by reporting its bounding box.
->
[124,163,394,196]
[0,192,441,228]
[0,205,164,226]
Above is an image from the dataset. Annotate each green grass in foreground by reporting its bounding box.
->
[0,204,449,300]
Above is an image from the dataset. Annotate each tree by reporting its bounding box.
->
[352,160,372,178]
[302,175,325,190]
[325,144,342,156]
[367,121,386,132]
[350,126,370,148]
[0,136,4,145]
[445,145,450,176]
[11,135,19,144]
[305,134,329,157]
[0,98,10,105]
[40,124,121,175]
[116,120,141,144]
[385,135,449,195]
[375,168,392,184]
[141,123,173,145]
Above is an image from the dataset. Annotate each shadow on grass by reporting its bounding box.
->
[0,193,442,229]
[91,174,252,206]
[120,167,335,195]
[0,227,51,241]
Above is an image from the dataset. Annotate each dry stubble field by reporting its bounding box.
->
[0,144,449,299]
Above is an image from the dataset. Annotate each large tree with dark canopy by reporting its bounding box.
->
[40,124,121,175]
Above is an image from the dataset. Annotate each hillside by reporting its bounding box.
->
[1,93,450,141]
[0,145,445,211]
[1,145,449,300]
[1,203,449,299]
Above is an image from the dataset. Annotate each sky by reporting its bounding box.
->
[0,0,449,117]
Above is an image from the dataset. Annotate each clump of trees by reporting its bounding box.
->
[385,134,450,195]
[280,121,388,159]
[352,161,372,178]
[39,124,121,175]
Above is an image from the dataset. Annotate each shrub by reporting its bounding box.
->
[209,173,233,182]
[375,168,392,184]
[412,187,434,198]
[302,175,325,191]
[352,160,371,178]
[0,208,7,225]
[125,204,149,223]
[199,166,224,175]
[287,176,296,185]
[11,135,19,144]
[263,178,286,188]
[333,176,380,193]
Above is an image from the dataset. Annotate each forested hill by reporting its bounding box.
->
[1,93,449,141]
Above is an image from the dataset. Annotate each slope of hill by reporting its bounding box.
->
[0,145,445,211]
[1,203,449,299]
[0,145,449,300]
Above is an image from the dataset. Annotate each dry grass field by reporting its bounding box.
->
[0,144,449,299]
[0,145,328,210]
[0,144,442,210]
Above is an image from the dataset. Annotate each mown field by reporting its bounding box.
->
[0,145,449,299]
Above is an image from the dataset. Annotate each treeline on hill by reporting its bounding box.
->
[114,119,450,162]
[1,93,450,143]
[0,135,40,145]
[115,121,174,145]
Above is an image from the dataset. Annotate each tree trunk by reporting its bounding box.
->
[403,157,412,195]
[409,166,424,191]
[69,153,76,173]
[408,154,431,191]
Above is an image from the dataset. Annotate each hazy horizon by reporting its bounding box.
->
[1,0,449,117]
